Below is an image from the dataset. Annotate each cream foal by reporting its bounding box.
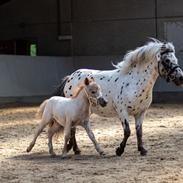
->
[26,78,107,157]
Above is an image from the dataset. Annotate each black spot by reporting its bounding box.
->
[128,106,132,109]
[109,91,111,93]
[120,86,123,95]
[67,80,70,83]
[65,91,67,93]
[70,94,73,97]
[69,86,72,90]
[105,94,108,97]
[142,89,145,93]
[115,77,119,82]
[140,100,143,103]
[120,109,122,112]
[108,79,110,82]
[128,72,132,75]
[145,70,147,72]
[70,77,73,80]
[78,77,81,80]
[144,79,146,81]
[126,83,129,87]
[134,64,136,68]
[117,70,120,73]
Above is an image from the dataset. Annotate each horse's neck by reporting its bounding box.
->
[132,61,159,90]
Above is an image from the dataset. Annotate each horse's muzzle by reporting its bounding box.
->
[97,97,107,107]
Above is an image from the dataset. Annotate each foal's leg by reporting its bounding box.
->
[62,121,72,158]
[83,120,105,156]
[48,121,62,156]
[116,110,131,156]
[27,119,50,152]
[135,111,147,156]
[67,127,81,155]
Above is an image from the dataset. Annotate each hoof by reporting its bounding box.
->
[99,151,106,157]
[26,146,31,153]
[116,147,124,156]
[74,149,81,155]
[50,152,57,157]
[140,149,147,156]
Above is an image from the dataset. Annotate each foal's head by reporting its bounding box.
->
[83,78,107,107]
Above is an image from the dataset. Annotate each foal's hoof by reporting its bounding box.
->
[116,147,124,156]
[99,151,106,157]
[26,146,31,153]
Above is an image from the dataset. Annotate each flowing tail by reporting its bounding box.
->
[36,99,48,118]
[52,76,70,96]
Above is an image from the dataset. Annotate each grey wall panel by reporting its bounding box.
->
[73,0,155,21]
[0,0,57,24]
[155,17,183,92]
[157,18,183,67]
[157,0,183,17]
[0,55,74,97]
[72,19,156,56]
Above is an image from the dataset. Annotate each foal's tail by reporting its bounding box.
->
[36,99,48,118]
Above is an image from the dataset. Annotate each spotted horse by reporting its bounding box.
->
[53,39,183,156]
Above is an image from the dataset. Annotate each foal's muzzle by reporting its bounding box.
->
[97,97,108,107]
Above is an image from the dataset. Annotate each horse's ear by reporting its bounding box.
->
[84,77,90,85]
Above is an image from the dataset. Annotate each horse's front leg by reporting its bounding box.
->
[135,111,147,156]
[83,120,105,156]
[116,110,131,156]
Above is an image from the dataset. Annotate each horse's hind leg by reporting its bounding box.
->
[83,120,104,156]
[135,112,147,156]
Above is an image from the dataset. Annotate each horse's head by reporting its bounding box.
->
[158,43,183,86]
[84,77,107,107]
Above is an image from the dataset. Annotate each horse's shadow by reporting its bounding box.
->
[10,152,117,164]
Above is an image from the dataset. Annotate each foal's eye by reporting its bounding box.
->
[91,91,96,94]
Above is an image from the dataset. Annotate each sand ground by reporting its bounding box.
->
[0,104,183,183]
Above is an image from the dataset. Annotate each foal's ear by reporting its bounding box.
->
[84,77,90,85]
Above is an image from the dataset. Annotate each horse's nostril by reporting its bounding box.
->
[180,76,183,82]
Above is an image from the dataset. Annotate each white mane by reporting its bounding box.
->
[114,39,175,73]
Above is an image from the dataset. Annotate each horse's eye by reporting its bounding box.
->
[166,59,170,63]
[91,91,96,94]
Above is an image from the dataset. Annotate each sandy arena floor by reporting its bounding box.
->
[0,104,183,183]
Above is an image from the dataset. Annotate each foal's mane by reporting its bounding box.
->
[72,84,84,98]
[114,38,175,73]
